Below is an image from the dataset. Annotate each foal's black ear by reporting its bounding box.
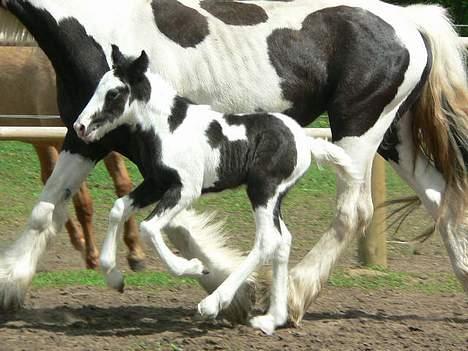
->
[129,50,149,77]
[111,44,126,68]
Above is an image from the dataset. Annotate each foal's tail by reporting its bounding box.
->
[307,137,357,180]
[404,5,468,221]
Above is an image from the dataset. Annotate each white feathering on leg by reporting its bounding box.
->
[165,209,256,324]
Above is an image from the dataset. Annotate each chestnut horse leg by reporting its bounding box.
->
[32,143,99,269]
[103,152,146,271]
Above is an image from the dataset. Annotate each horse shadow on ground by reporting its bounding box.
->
[0,305,234,337]
[1,305,466,337]
[303,309,468,325]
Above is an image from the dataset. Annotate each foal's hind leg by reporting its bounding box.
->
[198,193,283,330]
[250,218,291,334]
[103,152,145,271]
[381,112,468,291]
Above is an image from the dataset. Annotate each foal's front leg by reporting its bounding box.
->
[100,179,161,291]
[140,186,207,277]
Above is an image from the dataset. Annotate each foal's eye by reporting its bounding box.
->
[107,89,120,100]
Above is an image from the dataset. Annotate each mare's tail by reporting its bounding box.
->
[404,5,468,221]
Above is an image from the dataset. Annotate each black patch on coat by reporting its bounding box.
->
[204,113,297,209]
[168,96,191,132]
[200,1,268,26]
[151,0,209,48]
[267,6,410,140]
[127,127,183,218]
[90,86,130,129]
[378,33,433,163]
[112,51,152,104]
[273,190,287,234]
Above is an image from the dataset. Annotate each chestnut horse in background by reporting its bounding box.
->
[0,45,146,270]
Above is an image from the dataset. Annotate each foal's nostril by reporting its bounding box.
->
[74,123,86,137]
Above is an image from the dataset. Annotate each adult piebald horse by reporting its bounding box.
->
[0,0,466,329]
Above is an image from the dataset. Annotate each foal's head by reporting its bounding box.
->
[74,45,150,143]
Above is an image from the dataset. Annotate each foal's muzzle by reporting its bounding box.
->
[73,122,87,139]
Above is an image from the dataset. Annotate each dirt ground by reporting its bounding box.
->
[0,198,467,350]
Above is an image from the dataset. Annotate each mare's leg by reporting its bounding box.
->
[380,112,468,291]
[33,143,86,254]
[287,143,373,324]
[0,135,102,310]
[34,143,99,269]
[103,152,145,271]
[71,182,99,269]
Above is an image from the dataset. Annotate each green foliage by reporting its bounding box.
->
[388,0,467,35]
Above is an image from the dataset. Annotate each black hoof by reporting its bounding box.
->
[127,257,146,272]
[0,295,24,313]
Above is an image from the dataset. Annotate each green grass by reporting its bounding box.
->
[32,270,196,289]
[329,268,462,294]
[31,268,462,294]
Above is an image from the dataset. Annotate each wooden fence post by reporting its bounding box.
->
[358,155,387,267]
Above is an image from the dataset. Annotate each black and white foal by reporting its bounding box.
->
[74,47,357,334]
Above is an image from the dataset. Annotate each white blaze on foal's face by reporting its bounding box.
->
[74,72,130,143]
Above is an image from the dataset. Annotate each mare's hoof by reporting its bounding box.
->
[86,257,99,270]
[127,257,146,272]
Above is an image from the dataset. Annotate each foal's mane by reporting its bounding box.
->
[0,8,35,45]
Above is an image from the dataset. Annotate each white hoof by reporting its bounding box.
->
[198,293,221,319]
[170,257,207,277]
[105,268,125,293]
[250,314,277,335]
[184,258,208,276]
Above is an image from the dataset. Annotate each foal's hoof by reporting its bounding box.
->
[127,257,146,272]
[198,294,221,319]
[185,258,206,277]
[250,315,277,335]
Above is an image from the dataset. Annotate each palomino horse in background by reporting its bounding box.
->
[0,45,146,270]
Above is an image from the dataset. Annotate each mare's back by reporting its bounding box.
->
[0,46,57,115]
